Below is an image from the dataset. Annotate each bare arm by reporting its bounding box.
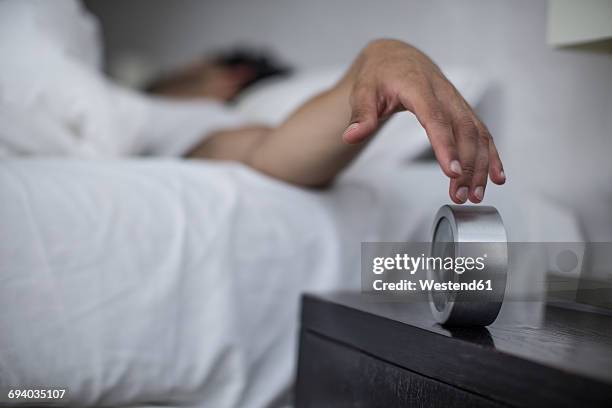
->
[188,73,360,188]
[244,73,361,187]
[188,39,506,203]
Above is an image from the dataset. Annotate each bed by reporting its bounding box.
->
[0,153,581,407]
[0,2,583,405]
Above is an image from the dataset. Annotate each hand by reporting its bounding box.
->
[342,39,506,204]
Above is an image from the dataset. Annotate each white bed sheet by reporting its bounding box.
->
[0,158,581,407]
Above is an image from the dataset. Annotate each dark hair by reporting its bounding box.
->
[144,47,292,97]
[214,48,292,91]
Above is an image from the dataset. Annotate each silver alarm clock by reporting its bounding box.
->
[428,205,508,326]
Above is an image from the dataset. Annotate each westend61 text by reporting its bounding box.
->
[372,279,493,292]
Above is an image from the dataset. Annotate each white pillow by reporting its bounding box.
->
[0,0,143,157]
[0,0,102,70]
[0,0,248,158]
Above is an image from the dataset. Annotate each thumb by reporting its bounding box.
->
[342,89,379,144]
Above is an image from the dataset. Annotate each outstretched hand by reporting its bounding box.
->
[342,39,506,204]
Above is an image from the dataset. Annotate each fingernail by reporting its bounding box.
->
[342,123,360,139]
[474,186,484,201]
[450,160,462,176]
[456,187,468,203]
[500,170,506,180]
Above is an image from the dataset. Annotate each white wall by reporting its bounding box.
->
[87,0,612,239]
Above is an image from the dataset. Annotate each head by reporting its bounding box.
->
[145,48,291,102]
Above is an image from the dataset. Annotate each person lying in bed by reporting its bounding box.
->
[148,40,506,204]
[0,1,504,204]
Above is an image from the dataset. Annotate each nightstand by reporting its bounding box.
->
[296,293,612,407]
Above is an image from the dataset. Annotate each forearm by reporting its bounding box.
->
[189,61,368,187]
[187,125,272,161]
[244,70,365,187]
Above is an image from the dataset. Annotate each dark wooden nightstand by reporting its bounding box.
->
[296,293,612,407]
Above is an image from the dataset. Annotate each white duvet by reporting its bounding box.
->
[0,159,360,406]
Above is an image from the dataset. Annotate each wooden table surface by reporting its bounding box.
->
[299,292,612,407]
